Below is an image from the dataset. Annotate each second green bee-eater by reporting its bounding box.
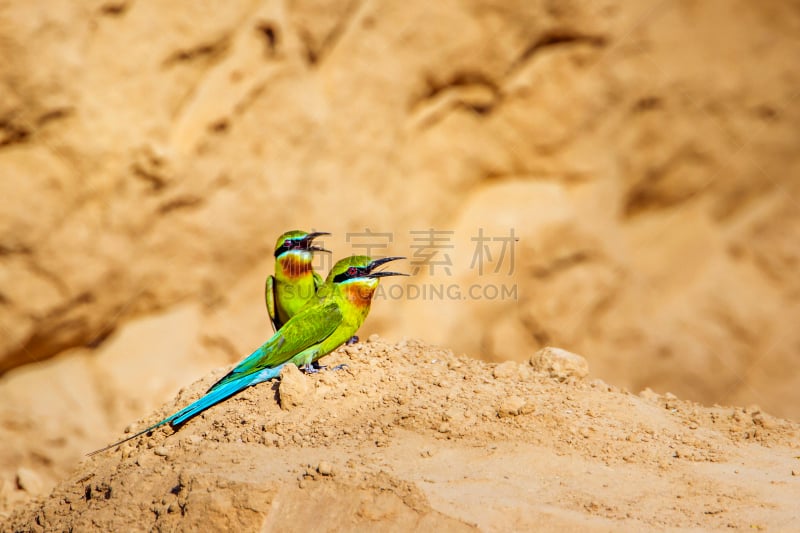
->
[266,230,330,331]
[89,255,407,455]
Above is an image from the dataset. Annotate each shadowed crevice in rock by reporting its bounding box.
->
[507,30,608,75]
[162,36,233,68]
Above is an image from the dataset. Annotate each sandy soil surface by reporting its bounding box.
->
[4,337,799,531]
[2,0,800,420]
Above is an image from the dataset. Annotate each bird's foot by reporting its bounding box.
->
[301,362,348,374]
[345,335,359,345]
[301,363,322,374]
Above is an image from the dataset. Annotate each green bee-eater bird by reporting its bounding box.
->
[88,255,407,456]
[266,230,330,332]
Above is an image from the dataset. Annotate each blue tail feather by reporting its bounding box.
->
[167,365,280,427]
[86,417,171,457]
[87,363,287,456]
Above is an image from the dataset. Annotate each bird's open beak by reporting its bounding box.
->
[366,256,409,278]
[305,231,332,253]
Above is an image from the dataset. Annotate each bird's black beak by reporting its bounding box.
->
[304,231,332,253]
[366,256,409,278]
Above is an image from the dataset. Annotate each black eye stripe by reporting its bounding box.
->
[333,266,366,283]
[274,243,289,257]
[274,238,308,257]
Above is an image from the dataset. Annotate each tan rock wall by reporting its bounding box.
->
[1,0,799,419]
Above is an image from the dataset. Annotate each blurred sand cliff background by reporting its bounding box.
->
[0,0,798,512]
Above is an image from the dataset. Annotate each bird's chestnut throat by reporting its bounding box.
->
[342,281,377,309]
[278,253,313,279]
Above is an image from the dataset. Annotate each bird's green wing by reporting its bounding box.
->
[265,275,280,332]
[312,271,324,291]
[258,300,343,367]
[209,301,343,391]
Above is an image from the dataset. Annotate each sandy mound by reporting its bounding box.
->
[4,337,799,531]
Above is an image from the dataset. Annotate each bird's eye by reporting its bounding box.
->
[347,267,357,276]
[284,239,292,248]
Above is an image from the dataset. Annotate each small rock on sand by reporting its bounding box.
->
[530,347,589,381]
[317,461,333,476]
[279,364,308,410]
[498,396,527,418]
[492,361,519,379]
[16,467,43,494]
[153,447,169,457]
